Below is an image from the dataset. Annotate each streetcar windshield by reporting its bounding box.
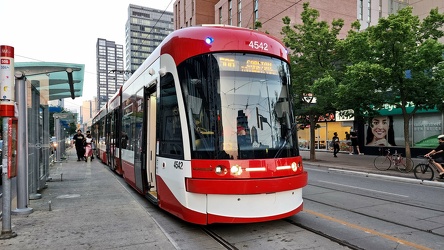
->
[179,53,298,159]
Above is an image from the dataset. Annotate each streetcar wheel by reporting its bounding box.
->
[397,158,414,173]
[374,156,391,171]
[413,164,434,181]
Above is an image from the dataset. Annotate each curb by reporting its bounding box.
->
[327,168,444,187]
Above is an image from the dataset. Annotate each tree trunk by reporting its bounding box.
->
[403,113,413,170]
[309,117,316,161]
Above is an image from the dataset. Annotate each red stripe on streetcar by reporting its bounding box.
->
[186,172,307,194]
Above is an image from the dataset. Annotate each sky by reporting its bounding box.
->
[0,0,174,113]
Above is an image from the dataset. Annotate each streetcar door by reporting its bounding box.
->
[108,109,118,171]
[146,87,157,197]
[134,87,146,192]
[134,84,157,195]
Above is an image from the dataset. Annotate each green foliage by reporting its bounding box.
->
[337,6,444,158]
[281,2,345,158]
[281,2,345,114]
[254,20,262,29]
[338,7,444,115]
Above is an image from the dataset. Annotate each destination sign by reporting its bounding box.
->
[217,56,279,75]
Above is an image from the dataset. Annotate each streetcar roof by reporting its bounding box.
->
[121,25,289,94]
[161,25,290,65]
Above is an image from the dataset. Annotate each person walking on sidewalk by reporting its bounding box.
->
[73,129,86,161]
[332,132,340,157]
[84,132,94,162]
[345,131,353,154]
[424,134,444,178]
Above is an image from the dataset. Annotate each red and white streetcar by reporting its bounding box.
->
[92,25,308,224]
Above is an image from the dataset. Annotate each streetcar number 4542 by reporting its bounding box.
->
[248,41,268,51]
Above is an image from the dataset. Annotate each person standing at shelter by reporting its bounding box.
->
[332,132,339,158]
[73,129,86,161]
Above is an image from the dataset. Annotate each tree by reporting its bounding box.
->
[337,7,444,166]
[281,2,345,160]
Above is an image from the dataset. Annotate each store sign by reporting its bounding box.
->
[335,110,354,121]
[297,113,336,123]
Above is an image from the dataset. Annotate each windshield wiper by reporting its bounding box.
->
[274,123,297,158]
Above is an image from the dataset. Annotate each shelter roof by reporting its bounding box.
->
[15,62,85,100]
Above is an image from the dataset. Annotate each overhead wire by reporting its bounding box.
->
[261,0,359,26]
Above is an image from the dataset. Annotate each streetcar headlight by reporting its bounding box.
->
[291,162,297,172]
[215,165,227,175]
[230,165,243,175]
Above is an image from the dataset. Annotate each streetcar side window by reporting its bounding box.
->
[158,73,184,159]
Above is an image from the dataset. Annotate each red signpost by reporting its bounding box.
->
[0,45,17,239]
[0,45,15,116]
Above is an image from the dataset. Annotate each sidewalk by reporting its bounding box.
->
[0,148,176,250]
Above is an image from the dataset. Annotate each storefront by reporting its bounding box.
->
[297,107,444,156]
[297,112,354,152]
[363,107,444,156]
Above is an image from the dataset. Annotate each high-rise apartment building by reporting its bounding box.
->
[125,4,174,73]
[81,98,97,126]
[96,38,124,110]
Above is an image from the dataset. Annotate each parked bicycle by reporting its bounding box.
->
[413,155,444,181]
[373,148,414,172]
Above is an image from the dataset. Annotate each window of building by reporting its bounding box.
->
[389,0,408,14]
[379,0,382,18]
[238,0,242,27]
[184,0,186,24]
[367,0,371,23]
[228,0,232,25]
[219,7,222,24]
[358,0,363,20]
[254,0,259,21]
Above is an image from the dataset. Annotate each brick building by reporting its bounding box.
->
[174,0,357,40]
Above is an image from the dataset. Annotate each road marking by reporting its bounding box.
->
[318,180,409,198]
[305,209,432,250]
[304,167,325,172]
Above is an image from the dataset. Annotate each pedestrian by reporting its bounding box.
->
[332,132,339,157]
[424,134,444,178]
[72,129,86,161]
[345,131,353,154]
[84,131,94,162]
[350,130,361,155]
